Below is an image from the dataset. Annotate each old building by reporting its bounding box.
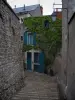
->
[0,0,24,100]
[58,0,75,100]
[13,4,44,73]
[24,31,45,73]
[13,4,43,23]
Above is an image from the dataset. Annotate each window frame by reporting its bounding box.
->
[27,32,33,45]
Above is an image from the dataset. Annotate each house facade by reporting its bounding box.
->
[24,31,45,73]
[13,4,43,23]
[14,4,44,73]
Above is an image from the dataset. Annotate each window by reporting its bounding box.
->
[21,18,23,22]
[44,20,49,28]
[34,53,40,63]
[27,33,33,45]
[21,36,23,41]
[20,18,23,23]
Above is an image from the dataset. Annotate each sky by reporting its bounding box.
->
[7,0,62,15]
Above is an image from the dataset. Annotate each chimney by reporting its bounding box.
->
[24,4,25,10]
[40,6,43,15]
[15,5,16,8]
[56,8,58,12]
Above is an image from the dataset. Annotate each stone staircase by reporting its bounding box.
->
[12,71,59,100]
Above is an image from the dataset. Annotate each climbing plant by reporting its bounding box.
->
[23,16,62,71]
[22,44,40,52]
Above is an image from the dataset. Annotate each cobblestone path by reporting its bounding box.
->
[12,71,59,100]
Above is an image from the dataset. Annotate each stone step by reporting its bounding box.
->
[12,71,59,100]
[12,97,59,100]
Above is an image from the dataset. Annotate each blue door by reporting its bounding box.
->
[39,52,45,73]
[27,52,32,71]
[34,52,44,73]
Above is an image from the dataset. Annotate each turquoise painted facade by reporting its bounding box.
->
[24,31,45,73]
[34,52,45,73]
[24,31,36,46]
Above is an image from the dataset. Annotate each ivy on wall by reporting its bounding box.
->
[23,16,62,70]
[22,44,40,52]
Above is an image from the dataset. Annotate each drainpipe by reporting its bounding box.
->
[66,0,69,87]
[64,0,69,98]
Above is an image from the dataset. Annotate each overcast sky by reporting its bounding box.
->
[7,0,62,15]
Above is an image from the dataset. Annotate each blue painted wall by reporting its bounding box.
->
[24,31,36,45]
[39,52,45,73]
[24,31,27,45]
[33,32,36,45]
[27,52,32,71]
[34,52,45,73]
[24,31,45,73]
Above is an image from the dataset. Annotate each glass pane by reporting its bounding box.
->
[34,53,39,63]
[28,34,33,45]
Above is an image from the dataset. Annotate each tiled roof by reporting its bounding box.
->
[13,4,40,14]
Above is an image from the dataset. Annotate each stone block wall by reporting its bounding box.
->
[58,1,68,99]
[59,0,75,100]
[52,54,62,75]
[0,0,24,100]
[67,13,75,100]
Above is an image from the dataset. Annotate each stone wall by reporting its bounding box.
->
[59,0,75,100]
[66,1,75,99]
[57,1,68,99]
[67,14,75,100]
[52,54,62,75]
[0,0,24,100]
[68,0,75,22]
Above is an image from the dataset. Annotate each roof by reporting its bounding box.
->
[13,4,40,14]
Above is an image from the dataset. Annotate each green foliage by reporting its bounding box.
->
[24,16,62,69]
[23,44,40,52]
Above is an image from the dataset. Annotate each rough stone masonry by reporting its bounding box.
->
[0,0,24,100]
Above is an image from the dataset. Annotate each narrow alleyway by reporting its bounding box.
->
[12,71,59,100]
